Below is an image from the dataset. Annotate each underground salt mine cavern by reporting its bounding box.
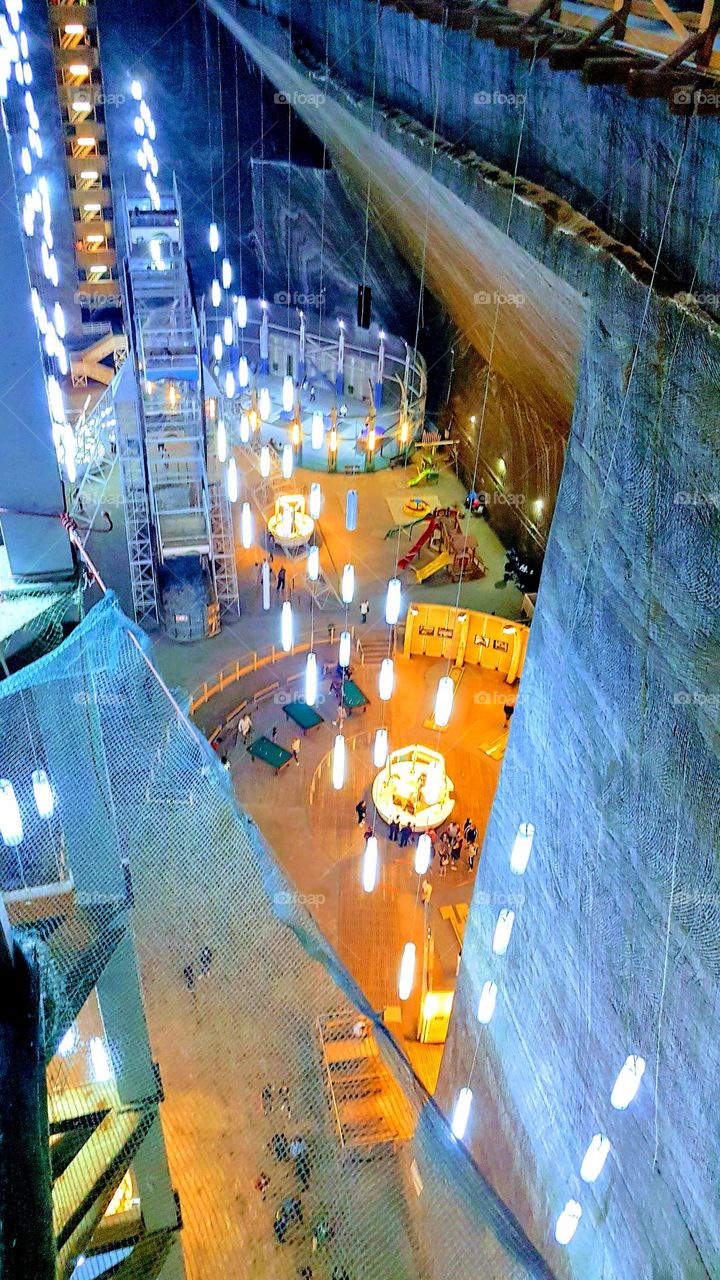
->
[0,0,718,1277]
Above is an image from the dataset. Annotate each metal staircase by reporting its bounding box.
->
[120,178,239,623]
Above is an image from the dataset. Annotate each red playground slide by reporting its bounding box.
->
[397,517,438,570]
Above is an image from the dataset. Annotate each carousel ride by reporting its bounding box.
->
[372,744,455,832]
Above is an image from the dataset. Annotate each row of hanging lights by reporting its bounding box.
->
[0,770,55,846]
[1,2,78,480]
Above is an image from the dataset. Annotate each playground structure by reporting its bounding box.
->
[396,508,487,583]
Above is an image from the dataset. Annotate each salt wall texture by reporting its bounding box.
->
[211,4,720,1277]
[436,281,720,1280]
[249,158,423,329]
[243,0,719,307]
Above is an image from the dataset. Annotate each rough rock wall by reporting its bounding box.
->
[246,0,720,307]
[249,158,421,329]
[210,4,720,1277]
[436,274,720,1279]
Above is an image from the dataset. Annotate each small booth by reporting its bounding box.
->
[267,494,315,552]
[372,744,455,831]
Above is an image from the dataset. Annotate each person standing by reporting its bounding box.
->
[291,736,301,766]
[360,600,369,624]
[277,565,287,595]
[355,798,367,825]
[467,843,478,871]
[388,818,400,843]
[399,823,412,848]
[421,878,432,905]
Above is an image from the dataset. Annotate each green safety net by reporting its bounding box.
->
[0,595,551,1280]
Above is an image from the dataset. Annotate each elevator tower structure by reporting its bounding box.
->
[115,179,238,635]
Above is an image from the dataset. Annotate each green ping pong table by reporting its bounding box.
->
[282,701,324,733]
[342,679,369,713]
[248,736,293,772]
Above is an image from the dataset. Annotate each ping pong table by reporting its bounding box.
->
[342,679,369,713]
[248,736,293,772]
[282,701,324,734]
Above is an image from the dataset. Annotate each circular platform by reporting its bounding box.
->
[371,744,455,832]
[267,494,315,551]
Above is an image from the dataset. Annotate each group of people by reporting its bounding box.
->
[256,1083,348,1269]
[355,800,479,874]
[429,817,479,874]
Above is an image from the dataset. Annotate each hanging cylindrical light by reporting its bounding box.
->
[451,1087,472,1140]
[373,727,388,768]
[362,836,379,893]
[224,370,235,399]
[477,980,498,1024]
[217,419,227,463]
[378,657,394,701]
[211,278,221,307]
[282,444,293,480]
[62,425,77,483]
[209,221,219,252]
[433,675,454,728]
[307,545,319,581]
[311,410,324,450]
[0,779,23,846]
[282,375,294,413]
[367,426,376,453]
[398,942,416,1000]
[31,768,54,819]
[309,483,322,520]
[262,560,271,610]
[281,600,293,653]
[385,578,402,625]
[332,734,345,790]
[236,295,247,328]
[259,387,271,420]
[260,446,271,478]
[305,652,318,706]
[221,257,232,289]
[212,333,222,361]
[510,821,535,875]
[241,502,253,549]
[239,412,250,444]
[329,425,338,454]
[223,315,233,346]
[400,419,409,445]
[415,833,432,875]
[226,457,238,503]
[341,563,354,604]
[338,630,351,669]
[345,489,358,532]
[238,355,249,387]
